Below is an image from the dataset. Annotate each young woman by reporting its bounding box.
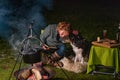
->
[40,21,72,67]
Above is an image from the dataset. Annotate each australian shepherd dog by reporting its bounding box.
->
[69,30,90,63]
[59,30,90,73]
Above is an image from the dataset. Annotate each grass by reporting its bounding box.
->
[0,40,119,80]
[1,1,120,80]
[0,57,116,80]
[0,39,118,80]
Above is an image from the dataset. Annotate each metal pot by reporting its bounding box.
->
[23,51,41,64]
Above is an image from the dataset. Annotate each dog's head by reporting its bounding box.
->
[69,30,86,48]
[69,30,91,58]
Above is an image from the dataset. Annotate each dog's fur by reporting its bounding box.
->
[60,57,87,73]
[70,43,84,63]
[59,30,90,73]
[68,30,90,63]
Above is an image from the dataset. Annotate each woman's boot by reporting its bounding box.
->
[47,52,63,67]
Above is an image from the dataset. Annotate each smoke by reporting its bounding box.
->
[0,0,53,50]
[0,8,12,39]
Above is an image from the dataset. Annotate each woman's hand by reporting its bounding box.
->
[42,45,50,50]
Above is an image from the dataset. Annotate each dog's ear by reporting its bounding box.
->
[72,30,79,35]
[72,30,84,39]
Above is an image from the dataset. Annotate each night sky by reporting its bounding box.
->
[0,0,120,48]
[54,0,120,8]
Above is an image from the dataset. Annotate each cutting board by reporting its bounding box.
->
[92,39,120,48]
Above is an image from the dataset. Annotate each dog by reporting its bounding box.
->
[68,30,90,64]
[57,30,90,73]
[59,57,87,73]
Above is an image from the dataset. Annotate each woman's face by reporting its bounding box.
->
[58,30,69,38]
